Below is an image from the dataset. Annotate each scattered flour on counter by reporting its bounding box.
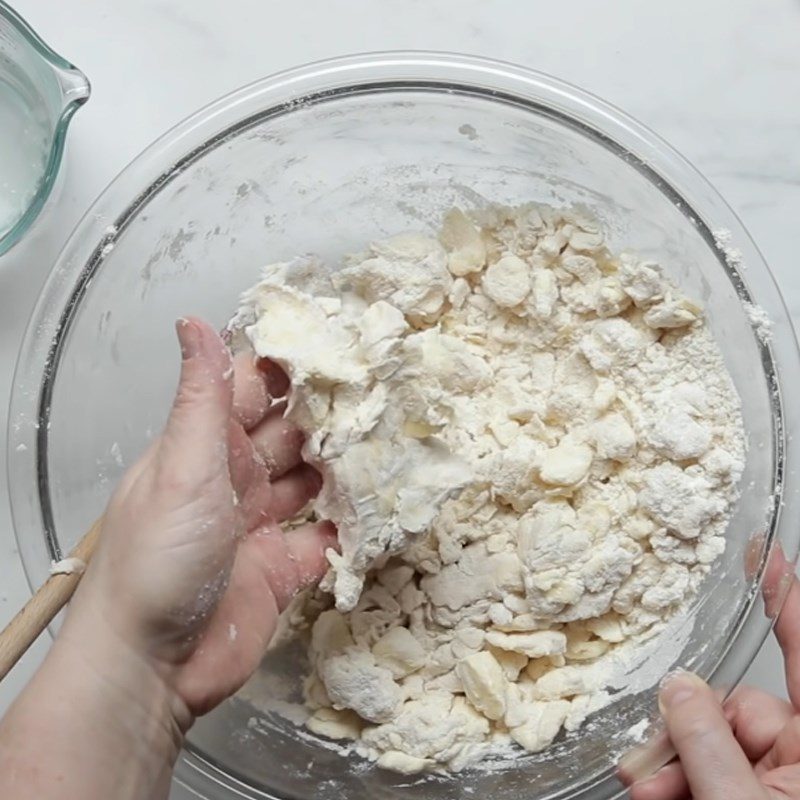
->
[233,204,746,774]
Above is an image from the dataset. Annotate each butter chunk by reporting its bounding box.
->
[488,646,529,680]
[485,630,567,659]
[455,651,508,720]
[531,665,602,700]
[307,707,363,740]
[440,208,487,276]
[482,255,530,308]
[593,413,636,461]
[310,610,354,658]
[643,296,702,328]
[531,269,559,318]
[539,441,593,486]
[648,410,711,460]
[510,700,571,752]
[619,255,664,306]
[320,650,402,723]
[377,750,434,774]
[585,614,626,643]
[372,627,427,678]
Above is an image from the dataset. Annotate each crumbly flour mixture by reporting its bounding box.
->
[234,204,746,774]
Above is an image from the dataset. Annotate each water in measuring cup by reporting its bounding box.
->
[0,73,49,239]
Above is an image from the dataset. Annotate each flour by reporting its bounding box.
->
[235,203,745,773]
[743,301,773,343]
[49,557,86,576]
[233,250,472,611]
[626,718,650,743]
[713,228,745,271]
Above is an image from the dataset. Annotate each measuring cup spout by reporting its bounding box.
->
[52,64,92,107]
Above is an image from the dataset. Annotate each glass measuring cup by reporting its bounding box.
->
[0,1,90,255]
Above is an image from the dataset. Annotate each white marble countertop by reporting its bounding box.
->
[1,0,799,796]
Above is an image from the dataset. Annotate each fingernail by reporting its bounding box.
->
[176,318,202,359]
[658,670,703,713]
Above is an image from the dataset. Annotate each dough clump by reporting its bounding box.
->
[234,204,745,773]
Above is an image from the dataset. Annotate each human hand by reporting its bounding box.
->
[57,317,336,721]
[629,547,800,800]
[0,318,335,799]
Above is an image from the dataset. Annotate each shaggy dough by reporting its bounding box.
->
[234,204,745,773]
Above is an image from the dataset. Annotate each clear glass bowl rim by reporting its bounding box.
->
[0,0,90,255]
[8,51,800,800]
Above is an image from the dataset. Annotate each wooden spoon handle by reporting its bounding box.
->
[0,519,103,681]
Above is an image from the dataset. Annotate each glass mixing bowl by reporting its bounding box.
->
[8,53,800,800]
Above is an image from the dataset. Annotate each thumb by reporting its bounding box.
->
[160,318,233,480]
[657,671,766,800]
